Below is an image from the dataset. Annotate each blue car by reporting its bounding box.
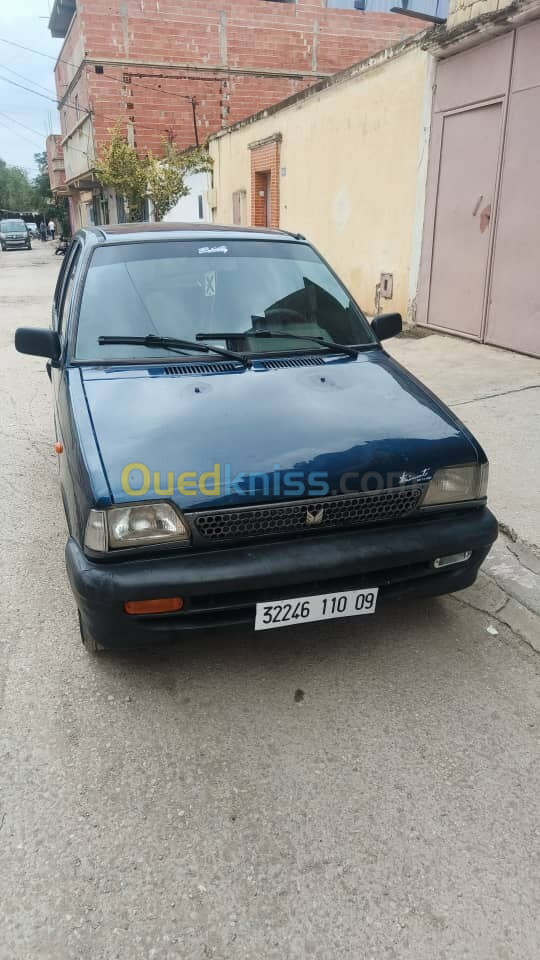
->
[15,224,497,652]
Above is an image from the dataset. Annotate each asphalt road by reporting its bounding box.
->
[1,244,538,960]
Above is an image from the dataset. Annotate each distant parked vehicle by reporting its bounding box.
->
[25,222,39,238]
[0,218,32,251]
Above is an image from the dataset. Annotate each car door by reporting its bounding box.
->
[51,239,81,403]
[51,240,83,535]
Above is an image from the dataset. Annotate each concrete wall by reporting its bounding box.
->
[209,43,432,320]
[164,172,212,223]
[447,0,515,28]
[62,114,96,182]
[46,135,67,194]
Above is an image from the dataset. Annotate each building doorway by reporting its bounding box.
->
[249,134,281,229]
[254,171,271,227]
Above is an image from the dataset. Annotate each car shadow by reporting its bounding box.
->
[90,595,455,695]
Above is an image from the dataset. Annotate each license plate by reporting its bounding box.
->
[254,587,378,631]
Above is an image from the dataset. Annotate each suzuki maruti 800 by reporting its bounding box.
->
[15,224,497,652]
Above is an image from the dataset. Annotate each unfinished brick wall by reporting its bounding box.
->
[55,0,426,156]
[85,67,310,157]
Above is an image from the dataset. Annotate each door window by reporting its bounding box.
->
[53,249,72,325]
[58,244,81,335]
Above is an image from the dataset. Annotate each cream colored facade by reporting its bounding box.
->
[209,43,433,321]
[447,0,514,29]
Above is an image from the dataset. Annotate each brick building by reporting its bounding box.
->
[48,0,425,228]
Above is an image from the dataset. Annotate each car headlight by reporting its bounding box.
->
[422,463,488,507]
[84,503,190,552]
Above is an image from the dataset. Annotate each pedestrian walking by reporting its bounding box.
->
[39,221,47,242]
[48,219,56,241]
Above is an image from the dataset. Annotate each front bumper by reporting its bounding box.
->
[3,238,29,247]
[66,507,498,648]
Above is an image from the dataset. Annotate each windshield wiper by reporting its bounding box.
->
[98,334,251,367]
[196,329,358,358]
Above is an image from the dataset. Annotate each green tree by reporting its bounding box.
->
[0,158,35,213]
[95,128,149,221]
[95,127,213,222]
[146,141,212,222]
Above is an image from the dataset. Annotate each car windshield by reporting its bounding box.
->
[75,239,376,360]
[1,220,26,232]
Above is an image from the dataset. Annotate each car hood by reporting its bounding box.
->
[80,352,481,512]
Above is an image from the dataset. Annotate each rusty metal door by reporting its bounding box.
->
[485,21,540,356]
[426,102,502,339]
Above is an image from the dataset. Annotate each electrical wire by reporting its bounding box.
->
[0,74,89,115]
[0,109,50,138]
[0,118,43,150]
[0,109,91,158]
[0,62,57,95]
[0,63,201,137]
[0,34,220,107]
[0,73,188,139]
[0,35,210,148]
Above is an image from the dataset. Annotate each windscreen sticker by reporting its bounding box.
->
[198,245,228,255]
[205,271,216,297]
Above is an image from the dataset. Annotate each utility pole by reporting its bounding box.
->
[123,71,222,149]
[191,98,199,147]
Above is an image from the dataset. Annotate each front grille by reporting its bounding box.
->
[191,486,424,544]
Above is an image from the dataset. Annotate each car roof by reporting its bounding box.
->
[81,222,306,244]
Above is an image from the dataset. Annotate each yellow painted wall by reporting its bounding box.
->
[209,46,431,320]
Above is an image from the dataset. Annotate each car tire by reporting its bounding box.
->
[1,244,6,252]
[78,611,105,655]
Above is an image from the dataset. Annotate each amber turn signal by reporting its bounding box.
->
[123,597,184,615]
[54,441,64,454]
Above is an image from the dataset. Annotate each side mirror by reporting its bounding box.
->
[15,327,61,361]
[371,312,402,342]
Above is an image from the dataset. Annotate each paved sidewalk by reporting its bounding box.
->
[387,332,540,652]
[387,332,540,549]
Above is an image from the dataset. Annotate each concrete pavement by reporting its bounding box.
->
[0,246,539,960]
[387,331,540,653]
[386,332,540,549]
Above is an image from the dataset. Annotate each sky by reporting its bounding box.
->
[0,0,62,175]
